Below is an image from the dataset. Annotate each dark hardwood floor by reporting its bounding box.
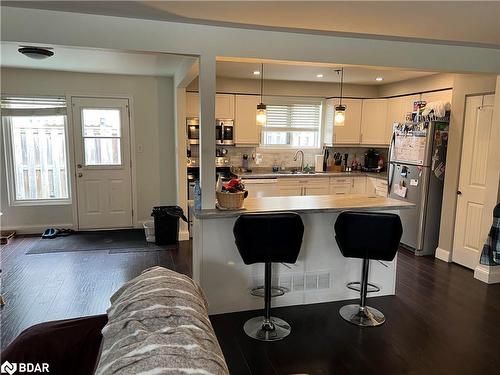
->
[0,235,192,349]
[210,249,500,375]
[2,236,499,375]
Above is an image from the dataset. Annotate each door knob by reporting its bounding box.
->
[457,190,462,195]
[77,164,82,169]
[78,173,83,178]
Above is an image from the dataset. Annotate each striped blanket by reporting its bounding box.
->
[94,266,229,375]
[480,203,500,266]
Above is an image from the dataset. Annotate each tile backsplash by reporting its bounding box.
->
[191,145,388,170]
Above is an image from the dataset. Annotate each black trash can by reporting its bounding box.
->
[151,206,188,246]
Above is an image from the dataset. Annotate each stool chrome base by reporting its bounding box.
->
[340,304,385,327]
[243,316,291,341]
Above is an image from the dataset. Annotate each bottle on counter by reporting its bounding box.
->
[242,154,249,172]
[194,180,201,210]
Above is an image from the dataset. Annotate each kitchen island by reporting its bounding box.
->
[192,194,414,314]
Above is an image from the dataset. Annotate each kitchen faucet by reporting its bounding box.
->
[293,149,305,172]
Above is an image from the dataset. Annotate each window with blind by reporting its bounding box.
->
[2,97,71,205]
[261,103,322,148]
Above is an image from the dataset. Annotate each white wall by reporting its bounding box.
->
[377,73,455,97]
[0,68,176,231]
[436,74,498,261]
[188,76,379,98]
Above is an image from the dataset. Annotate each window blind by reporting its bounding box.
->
[1,96,67,116]
[264,104,321,132]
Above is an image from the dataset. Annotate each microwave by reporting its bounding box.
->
[217,119,234,145]
[186,118,199,145]
[187,118,234,145]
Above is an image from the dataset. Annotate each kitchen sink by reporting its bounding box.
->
[277,170,316,175]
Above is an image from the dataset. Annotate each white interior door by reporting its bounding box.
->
[453,94,495,269]
[72,97,133,229]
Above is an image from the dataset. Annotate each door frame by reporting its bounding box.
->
[67,93,138,230]
[473,88,500,283]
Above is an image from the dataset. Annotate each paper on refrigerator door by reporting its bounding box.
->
[393,130,427,165]
[394,184,408,198]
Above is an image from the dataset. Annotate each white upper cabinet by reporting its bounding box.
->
[360,99,388,145]
[401,94,421,115]
[421,89,452,105]
[324,98,363,145]
[215,94,235,119]
[234,95,261,145]
[185,92,235,119]
[186,92,199,118]
[385,94,420,143]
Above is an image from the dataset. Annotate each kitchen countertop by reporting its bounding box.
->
[193,194,413,219]
[236,170,388,180]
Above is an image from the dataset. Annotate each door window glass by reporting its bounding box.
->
[82,108,121,165]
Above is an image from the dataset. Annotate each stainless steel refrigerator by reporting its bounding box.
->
[388,120,449,256]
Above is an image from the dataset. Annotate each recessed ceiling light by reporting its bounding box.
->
[253,71,261,75]
[316,74,324,78]
[18,46,54,60]
[375,77,384,81]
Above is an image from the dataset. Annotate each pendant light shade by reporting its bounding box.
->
[334,68,346,126]
[256,102,267,126]
[256,63,266,126]
[334,104,346,126]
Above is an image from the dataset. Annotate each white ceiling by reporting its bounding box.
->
[1,42,436,84]
[0,43,195,77]
[216,60,436,85]
[4,1,500,47]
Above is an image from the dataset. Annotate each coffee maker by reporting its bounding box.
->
[363,149,381,171]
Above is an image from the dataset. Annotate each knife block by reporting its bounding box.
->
[328,164,343,172]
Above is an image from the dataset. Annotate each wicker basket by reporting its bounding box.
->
[216,191,246,209]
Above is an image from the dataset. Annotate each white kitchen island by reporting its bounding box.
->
[192,194,414,314]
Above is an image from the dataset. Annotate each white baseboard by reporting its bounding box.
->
[435,247,452,262]
[474,264,500,284]
[1,223,75,235]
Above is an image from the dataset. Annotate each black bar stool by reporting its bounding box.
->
[334,211,402,327]
[233,213,304,341]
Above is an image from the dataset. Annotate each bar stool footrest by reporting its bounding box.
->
[250,286,288,298]
[346,281,380,293]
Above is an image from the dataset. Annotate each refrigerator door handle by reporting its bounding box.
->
[387,130,396,195]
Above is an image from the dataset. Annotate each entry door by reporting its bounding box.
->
[72,97,133,229]
[453,94,495,269]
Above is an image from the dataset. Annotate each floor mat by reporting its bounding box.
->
[26,229,174,254]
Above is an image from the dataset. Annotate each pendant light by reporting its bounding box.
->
[334,68,346,126]
[256,63,267,126]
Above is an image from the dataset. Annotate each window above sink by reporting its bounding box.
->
[260,102,322,149]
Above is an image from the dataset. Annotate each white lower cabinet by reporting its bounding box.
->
[367,177,388,197]
[329,177,351,195]
[304,185,330,196]
[330,176,368,195]
[351,177,367,194]
[279,185,304,196]
[242,179,279,198]
[278,177,329,196]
